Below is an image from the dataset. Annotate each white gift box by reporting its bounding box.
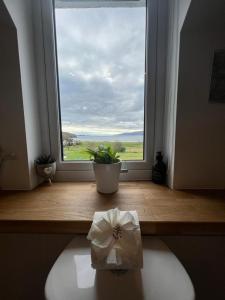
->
[87,208,143,270]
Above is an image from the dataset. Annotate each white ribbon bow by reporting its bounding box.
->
[87,208,140,266]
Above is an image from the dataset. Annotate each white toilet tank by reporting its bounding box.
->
[45,236,195,300]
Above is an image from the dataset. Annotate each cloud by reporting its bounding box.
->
[55,4,146,135]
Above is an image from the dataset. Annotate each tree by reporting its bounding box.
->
[63,138,75,149]
[113,142,126,153]
[62,132,77,149]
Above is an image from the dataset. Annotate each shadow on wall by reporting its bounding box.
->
[162,236,225,300]
[0,234,73,300]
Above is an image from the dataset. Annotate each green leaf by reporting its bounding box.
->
[86,144,120,164]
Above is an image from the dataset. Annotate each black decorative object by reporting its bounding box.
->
[152,152,166,184]
[209,49,225,103]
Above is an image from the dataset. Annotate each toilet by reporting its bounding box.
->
[45,236,195,300]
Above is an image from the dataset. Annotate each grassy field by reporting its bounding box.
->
[63,141,143,161]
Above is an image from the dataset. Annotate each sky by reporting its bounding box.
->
[55,3,146,135]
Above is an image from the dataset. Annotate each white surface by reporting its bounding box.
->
[45,236,195,300]
[0,2,30,189]
[163,0,191,188]
[163,0,180,188]
[178,0,191,30]
[2,0,42,190]
[93,163,121,194]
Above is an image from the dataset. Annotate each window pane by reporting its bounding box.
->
[54,0,146,161]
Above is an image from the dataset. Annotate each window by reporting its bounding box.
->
[41,0,159,180]
[54,0,146,161]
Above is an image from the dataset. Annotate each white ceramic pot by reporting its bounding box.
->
[93,162,121,194]
[36,162,56,182]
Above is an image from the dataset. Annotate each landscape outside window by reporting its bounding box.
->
[54,0,146,161]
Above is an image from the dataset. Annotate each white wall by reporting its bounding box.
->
[32,0,52,155]
[0,0,43,189]
[0,2,30,189]
[163,0,191,188]
[173,0,225,188]
[178,0,191,30]
[152,0,169,156]
[164,0,225,189]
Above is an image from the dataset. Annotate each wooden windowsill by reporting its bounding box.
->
[0,182,225,235]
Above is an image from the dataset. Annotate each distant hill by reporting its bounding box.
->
[62,132,77,140]
[76,131,143,142]
[114,131,143,137]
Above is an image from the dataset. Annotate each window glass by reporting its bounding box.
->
[54,0,146,161]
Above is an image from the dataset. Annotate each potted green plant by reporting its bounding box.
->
[35,155,56,184]
[87,145,122,194]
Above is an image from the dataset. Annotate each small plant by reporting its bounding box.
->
[35,154,55,165]
[87,145,120,164]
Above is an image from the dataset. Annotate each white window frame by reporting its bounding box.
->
[38,0,165,181]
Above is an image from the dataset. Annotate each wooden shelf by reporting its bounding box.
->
[0,182,225,235]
